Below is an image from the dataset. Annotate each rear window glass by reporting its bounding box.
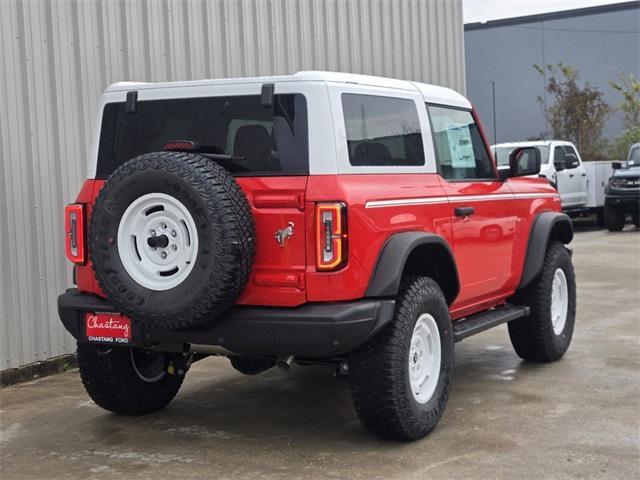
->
[97,94,308,178]
[341,93,425,167]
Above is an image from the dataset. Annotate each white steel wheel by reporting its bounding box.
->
[550,267,569,335]
[408,313,442,404]
[117,193,199,291]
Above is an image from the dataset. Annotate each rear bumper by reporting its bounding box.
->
[58,289,395,358]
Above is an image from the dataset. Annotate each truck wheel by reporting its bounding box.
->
[77,343,185,415]
[595,207,605,228]
[349,276,454,441]
[604,203,625,231]
[509,242,576,362]
[90,151,256,330]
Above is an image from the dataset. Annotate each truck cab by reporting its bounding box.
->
[493,140,588,210]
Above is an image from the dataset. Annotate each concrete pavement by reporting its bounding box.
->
[1,223,639,479]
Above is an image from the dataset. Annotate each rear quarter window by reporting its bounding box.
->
[341,93,425,167]
[96,93,308,178]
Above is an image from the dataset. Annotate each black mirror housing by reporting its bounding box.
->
[507,147,541,178]
[612,161,622,170]
[564,153,579,169]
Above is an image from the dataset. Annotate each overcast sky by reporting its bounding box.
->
[463,0,628,23]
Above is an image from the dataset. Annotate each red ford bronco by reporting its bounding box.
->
[59,72,576,441]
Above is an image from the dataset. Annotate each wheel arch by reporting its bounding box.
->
[518,211,573,290]
[365,232,460,305]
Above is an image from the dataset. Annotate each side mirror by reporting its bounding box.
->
[612,161,622,170]
[565,153,579,169]
[507,147,541,178]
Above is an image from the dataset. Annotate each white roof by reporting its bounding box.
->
[105,71,470,108]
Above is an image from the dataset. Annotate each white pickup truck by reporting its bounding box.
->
[492,140,612,223]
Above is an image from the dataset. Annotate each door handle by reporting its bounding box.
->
[455,206,475,217]
[569,174,574,178]
[582,173,586,177]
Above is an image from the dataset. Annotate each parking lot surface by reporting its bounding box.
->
[1,223,639,480]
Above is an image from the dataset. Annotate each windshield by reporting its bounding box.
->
[493,145,549,167]
[628,146,640,166]
[97,93,308,178]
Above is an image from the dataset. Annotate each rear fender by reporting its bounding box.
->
[365,232,460,305]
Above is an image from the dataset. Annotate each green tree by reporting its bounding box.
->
[609,73,640,160]
[534,63,610,160]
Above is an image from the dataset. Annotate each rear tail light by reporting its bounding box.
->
[315,202,347,271]
[65,204,86,264]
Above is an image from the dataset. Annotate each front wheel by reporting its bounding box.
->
[349,276,454,441]
[77,343,186,414]
[509,242,576,362]
[604,203,625,231]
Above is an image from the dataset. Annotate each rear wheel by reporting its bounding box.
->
[349,276,454,441]
[77,343,186,414]
[509,242,576,362]
[604,203,625,231]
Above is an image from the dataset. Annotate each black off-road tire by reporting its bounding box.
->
[595,207,605,228]
[90,151,256,330]
[509,242,576,362]
[77,343,184,415]
[604,202,625,231]
[349,276,454,441]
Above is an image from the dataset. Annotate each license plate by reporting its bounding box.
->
[85,312,132,344]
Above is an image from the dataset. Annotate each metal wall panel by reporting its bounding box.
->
[0,0,464,370]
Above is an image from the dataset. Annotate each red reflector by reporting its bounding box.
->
[65,204,86,265]
[85,313,132,343]
[254,271,305,289]
[163,140,198,151]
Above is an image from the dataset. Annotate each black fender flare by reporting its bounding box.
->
[518,212,573,289]
[365,232,460,305]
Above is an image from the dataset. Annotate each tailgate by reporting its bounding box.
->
[235,176,308,306]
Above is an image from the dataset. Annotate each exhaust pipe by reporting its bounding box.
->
[275,355,294,371]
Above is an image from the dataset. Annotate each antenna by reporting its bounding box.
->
[492,81,497,145]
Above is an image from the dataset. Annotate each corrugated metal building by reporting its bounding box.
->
[0,0,465,371]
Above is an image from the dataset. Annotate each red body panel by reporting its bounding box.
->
[73,171,559,318]
[304,174,452,302]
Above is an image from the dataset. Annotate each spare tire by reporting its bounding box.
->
[90,151,255,330]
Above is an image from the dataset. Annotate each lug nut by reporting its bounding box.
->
[171,230,177,237]
[149,229,156,236]
[161,223,167,229]
[171,244,177,251]
[160,251,167,259]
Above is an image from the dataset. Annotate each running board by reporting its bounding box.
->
[452,304,529,342]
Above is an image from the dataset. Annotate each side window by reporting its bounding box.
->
[427,105,495,180]
[554,146,566,166]
[341,94,425,167]
[564,145,579,169]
